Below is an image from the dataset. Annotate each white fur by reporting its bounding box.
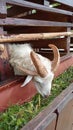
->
[8,44,54,97]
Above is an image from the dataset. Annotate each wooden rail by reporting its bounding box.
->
[0,18,73,27]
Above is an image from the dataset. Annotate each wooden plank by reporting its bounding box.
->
[6,0,73,16]
[56,93,73,130]
[45,114,57,130]
[52,0,73,7]
[0,18,73,27]
[0,0,7,18]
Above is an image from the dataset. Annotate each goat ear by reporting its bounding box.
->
[21,75,33,87]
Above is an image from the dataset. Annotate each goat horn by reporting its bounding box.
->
[48,44,60,72]
[30,51,48,77]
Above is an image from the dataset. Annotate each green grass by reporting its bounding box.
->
[0,66,73,130]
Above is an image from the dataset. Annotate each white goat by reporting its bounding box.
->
[7,44,60,97]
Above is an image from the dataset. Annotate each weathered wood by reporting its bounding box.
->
[56,93,73,130]
[0,18,73,27]
[0,32,73,43]
[45,114,57,130]
[0,0,7,18]
[6,0,73,16]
